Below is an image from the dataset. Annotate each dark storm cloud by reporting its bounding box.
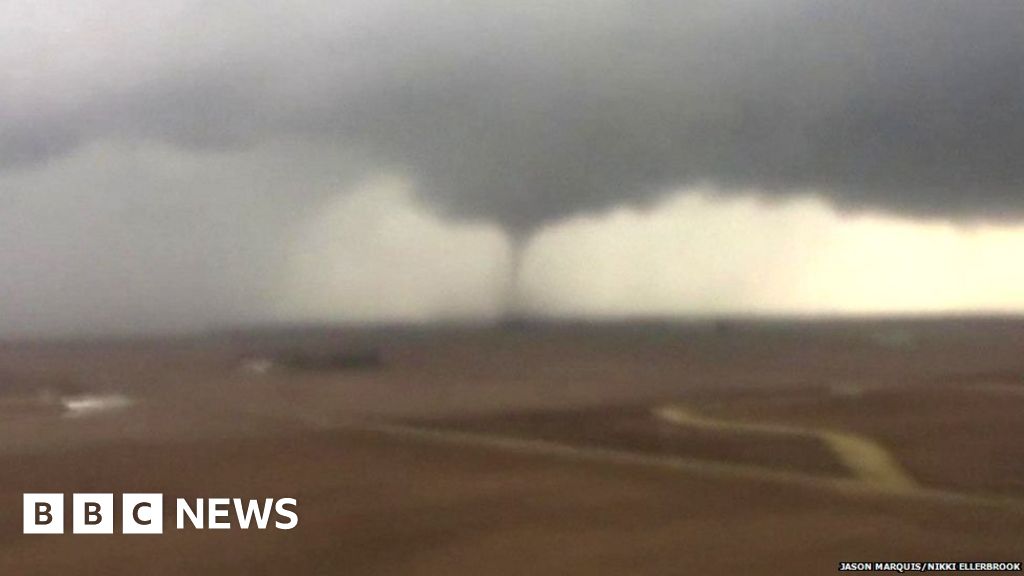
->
[3,0,1023,235]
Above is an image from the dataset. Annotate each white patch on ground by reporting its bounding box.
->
[60,393,133,418]
[240,357,275,375]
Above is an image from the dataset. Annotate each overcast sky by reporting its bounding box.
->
[2,1,1023,335]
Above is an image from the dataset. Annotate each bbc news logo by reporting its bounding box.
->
[23,493,298,534]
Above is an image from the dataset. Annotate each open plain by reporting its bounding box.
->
[1,318,1023,574]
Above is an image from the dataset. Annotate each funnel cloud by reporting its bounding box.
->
[2,0,1023,333]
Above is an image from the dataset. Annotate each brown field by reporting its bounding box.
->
[1,318,1023,574]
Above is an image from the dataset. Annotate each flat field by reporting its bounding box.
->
[1,319,1022,574]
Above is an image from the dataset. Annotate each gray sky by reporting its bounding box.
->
[2,1,1024,335]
